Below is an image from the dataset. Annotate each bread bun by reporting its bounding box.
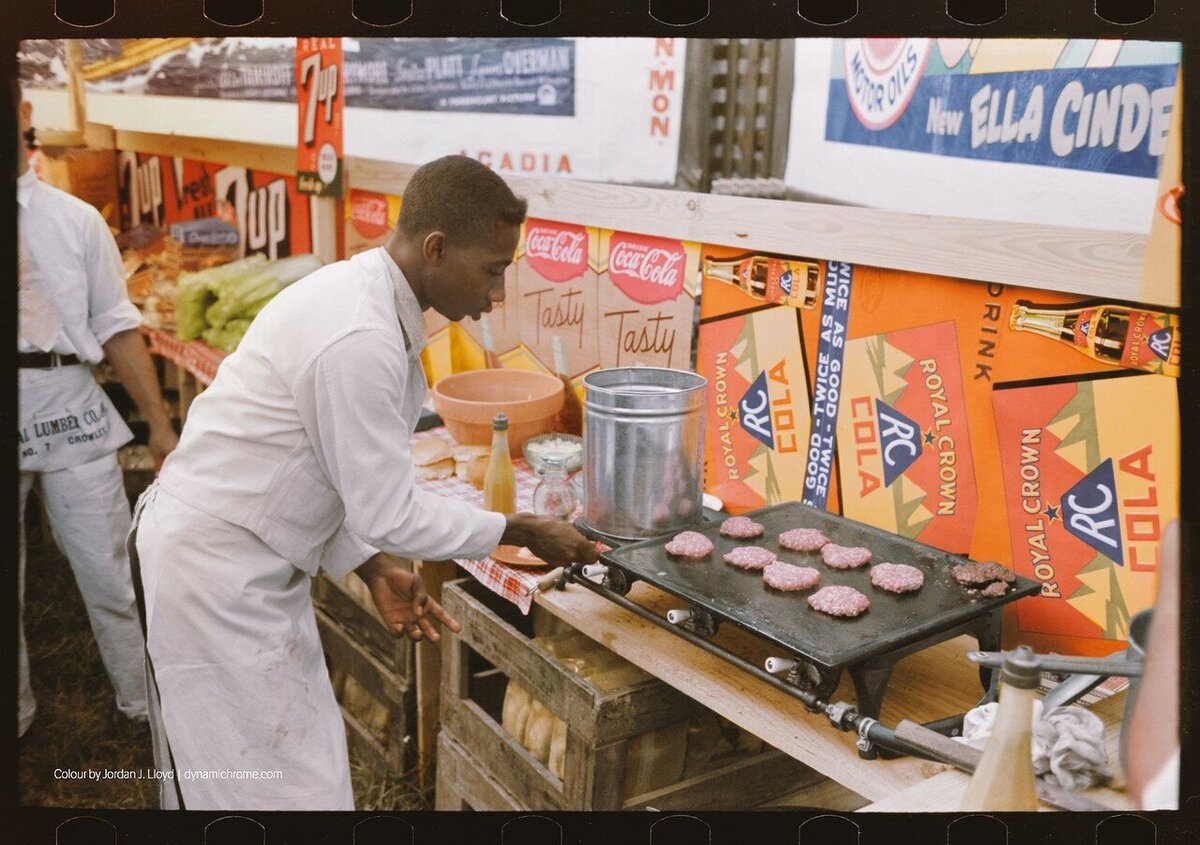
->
[414,458,455,481]
[411,439,453,467]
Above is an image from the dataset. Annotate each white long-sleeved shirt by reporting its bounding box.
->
[156,247,507,578]
[17,168,142,359]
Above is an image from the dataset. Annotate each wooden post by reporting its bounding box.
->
[414,559,458,793]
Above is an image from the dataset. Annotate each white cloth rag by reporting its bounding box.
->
[958,700,1110,790]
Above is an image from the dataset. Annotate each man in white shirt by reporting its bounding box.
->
[133,155,598,810]
[16,96,179,738]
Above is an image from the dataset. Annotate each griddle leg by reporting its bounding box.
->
[972,610,1004,704]
[848,662,896,758]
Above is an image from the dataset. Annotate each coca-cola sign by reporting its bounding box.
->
[349,189,391,240]
[607,232,687,305]
[524,219,588,283]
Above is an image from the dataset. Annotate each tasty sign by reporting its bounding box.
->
[597,230,697,371]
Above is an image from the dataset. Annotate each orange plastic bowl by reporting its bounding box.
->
[431,369,565,456]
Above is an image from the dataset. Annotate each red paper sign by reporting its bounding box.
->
[607,232,687,305]
[524,219,588,283]
[296,38,344,197]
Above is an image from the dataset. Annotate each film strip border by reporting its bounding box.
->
[13,0,1179,34]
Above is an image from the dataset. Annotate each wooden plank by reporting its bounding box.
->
[436,732,526,811]
[445,580,698,745]
[413,559,457,793]
[114,129,297,175]
[342,702,405,778]
[624,749,815,811]
[103,127,1149,299]
[346,156,1146,300]
[441,695,568,810]
[310,195,340,266]
[442,582,602,739]
[585,739,627,811]
[592,682,702,745]
[316,607,413,777]
[315,608,407,711]
[533,581,956,802]
[178,371,197,426]
[736,40,762,175]
[312,573,412,677]
[769,777,869,812]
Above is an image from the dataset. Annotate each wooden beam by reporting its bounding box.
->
[346,155,1146,301]
[103,127,1147,300]
[114,130,297,176]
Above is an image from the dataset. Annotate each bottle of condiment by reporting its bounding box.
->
[551,334,583,436]
[960,645,1041,812]
[483,412,515,514]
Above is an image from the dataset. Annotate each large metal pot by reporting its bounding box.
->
[583,367,707,540]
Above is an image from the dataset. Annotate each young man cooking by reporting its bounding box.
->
[16,93,178,739]
[132,155,599,810]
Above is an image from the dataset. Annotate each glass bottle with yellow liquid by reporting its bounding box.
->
[483,412,515,514]
[1009,300,1180,377]
[702,255,821,309]
[960,645,1041,812]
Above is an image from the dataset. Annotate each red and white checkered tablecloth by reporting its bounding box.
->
[142,326,227,386]
[411,427,582,614]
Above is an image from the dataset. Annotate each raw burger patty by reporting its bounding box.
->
[821,543,872,569]
[762,561,821,591]
[664,531,714,559]
[807,585,871,617]
[778,528,830,552]
[953,561,1016,586]
[869,562,924,594]
[720,516,765,539]
[723,546,777,570]
[981,581,1009,598]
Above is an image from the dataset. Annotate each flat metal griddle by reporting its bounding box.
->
[593,501,1040,719]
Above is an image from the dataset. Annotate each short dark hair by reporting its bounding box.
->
[398,155,527,243]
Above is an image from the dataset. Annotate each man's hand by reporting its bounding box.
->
[355,553,462,643]
[148,422,179,470]
[502,513,599,568]
[101,329,177,471]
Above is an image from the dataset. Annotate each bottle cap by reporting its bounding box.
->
[1000,645,1041,689]
[493,412,509,431]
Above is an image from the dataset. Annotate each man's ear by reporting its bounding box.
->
[422,231,447,266]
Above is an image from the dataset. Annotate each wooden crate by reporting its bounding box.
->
[436,731,524,811]
[439,578,817,811]
[315,607,414,779]
[312,569,414,687]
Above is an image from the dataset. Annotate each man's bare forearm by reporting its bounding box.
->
[102,329,173,431]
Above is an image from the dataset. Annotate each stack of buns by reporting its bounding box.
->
[411,440,455,481]
[413,439,492,488]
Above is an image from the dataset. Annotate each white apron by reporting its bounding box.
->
[132,484,354,811]
[18,364,133,473]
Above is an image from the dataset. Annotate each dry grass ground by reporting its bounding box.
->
[18,497,429,811]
